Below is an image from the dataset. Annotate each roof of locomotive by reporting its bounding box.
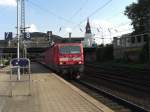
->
[44,43,83,52]
[55,42,82,47]
[44,42,82,52]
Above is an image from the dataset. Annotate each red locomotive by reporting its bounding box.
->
[43,42,84,79]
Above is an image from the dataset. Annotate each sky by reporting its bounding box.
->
[0,0,137,43]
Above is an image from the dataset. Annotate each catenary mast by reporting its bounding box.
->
[17,0,20,80]
[16,0,26,80]
[20,0,25,37]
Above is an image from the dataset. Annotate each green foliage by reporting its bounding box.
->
[124,0,150,33]
[0,59,9,66]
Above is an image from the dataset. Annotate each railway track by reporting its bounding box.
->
[72,80,149,112]
[85,63,150,93]
[85,68,150,94]
[85,63,150,79]
[81,63,150,111]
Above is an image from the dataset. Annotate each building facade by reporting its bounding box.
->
[113,33,149,61]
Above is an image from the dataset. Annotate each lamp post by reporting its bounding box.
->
[17,0,20,80]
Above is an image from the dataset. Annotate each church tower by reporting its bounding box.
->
[83,18,95,47]
[85,18,91,34]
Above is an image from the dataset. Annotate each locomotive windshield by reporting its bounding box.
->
[60,46,81,54]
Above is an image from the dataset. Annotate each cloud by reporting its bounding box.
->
[27,24,38,32]
[65,27,72,33]
[0,0,16,6]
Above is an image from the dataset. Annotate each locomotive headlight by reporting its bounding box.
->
[59,62,63,65]
[78,61,82,64]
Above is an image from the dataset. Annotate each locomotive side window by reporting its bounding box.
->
[60,46,81,54]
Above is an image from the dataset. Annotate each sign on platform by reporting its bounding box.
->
[11,58,29,67]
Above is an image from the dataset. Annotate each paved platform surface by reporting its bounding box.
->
[0,63,114,112]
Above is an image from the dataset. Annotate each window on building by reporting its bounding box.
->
[143,34,148,42]
[137,36,141,43]
[117,39,120,46]
[131,37,135,43]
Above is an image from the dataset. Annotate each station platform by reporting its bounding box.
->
[0,63,114,112]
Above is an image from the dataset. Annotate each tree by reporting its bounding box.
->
[124,0,150,34]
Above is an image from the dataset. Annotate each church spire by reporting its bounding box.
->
[85,18,91,34]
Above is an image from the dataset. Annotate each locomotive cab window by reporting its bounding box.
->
[59,46,81,54]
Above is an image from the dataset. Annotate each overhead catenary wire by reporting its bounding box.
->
[93,21,132,36]
[93,28,133,38]
[64,19,132,38]
[71,0,133,38]
[74,0,113,29]
[27,0,133,39]
[88,0,112,19]
[104,11,124,21]
[59,0,107,35]
[28,0,80,35]
[29,0,127,39]
[58,0,89,34]
[28,0,74,24]
[61,0,113,37]
[59,0,101,36]
[69,0,89,20]
[94,32,150,45]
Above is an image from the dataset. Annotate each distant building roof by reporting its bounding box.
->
[30,32,47,38]
[61,37,84,43]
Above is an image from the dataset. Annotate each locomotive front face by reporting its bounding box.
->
[44,43,84,79]
[58,45,84,65]
[57,44,84,76]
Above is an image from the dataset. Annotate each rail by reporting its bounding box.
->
[78,80,149,112]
